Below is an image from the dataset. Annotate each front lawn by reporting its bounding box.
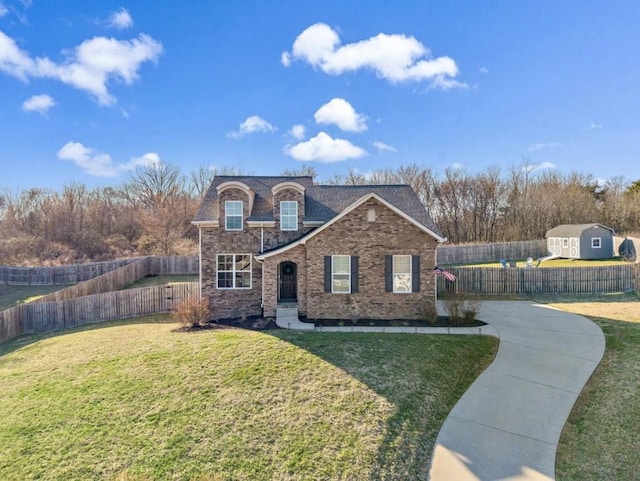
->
[549,295,640,481]
[0,316,497,481]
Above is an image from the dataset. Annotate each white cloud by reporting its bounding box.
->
[314,98,367,132]
[371,140,397,153]
[57,141,160,176]
[285,132,367,163]
[0,30,162,105]
[537,161,556,171]
[107,8,133,29]
[585,122,602,130]
[120,152,161,171]
[288,124,306,140]
[450,162,465,170]
[58,142,117,176]
[428,75,469,91]
[21,93,55,114]
[528,142,562,152]
[479,66,489,73]
[522,161,556,173]
[282,23,464,89]
[227,115,276,138]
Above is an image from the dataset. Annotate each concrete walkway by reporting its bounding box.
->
[428,301,605,481]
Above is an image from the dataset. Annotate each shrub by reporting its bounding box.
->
[462,297,481,322]
[172,297,211,329]
[421,299,438,324]
[442,291,480,325]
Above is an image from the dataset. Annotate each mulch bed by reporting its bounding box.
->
[307,316,486,329]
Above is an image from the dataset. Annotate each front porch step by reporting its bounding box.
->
[275,306,315,331]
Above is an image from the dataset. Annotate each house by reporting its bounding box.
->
[192,176,446,321]
[545,224,615,260]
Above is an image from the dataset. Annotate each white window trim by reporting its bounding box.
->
[225,201,243,231]
[216,254,252,290]
[591,237,602,248]
[562,238,569,248]
[280,201,298,231]
[332,255,351,294]
[393,255,412,294]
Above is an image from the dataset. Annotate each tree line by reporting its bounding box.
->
[1,162,638,265]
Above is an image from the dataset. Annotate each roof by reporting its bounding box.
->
[546,223,615,238]
[193,175,443,238]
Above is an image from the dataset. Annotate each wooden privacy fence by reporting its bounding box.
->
[34,257,152,302]
[148,255,199,275]
[12,256,198,303]
[0,282,198,344]
[437,240,548,265]
[0,255,199,287]
[0,259,133,286]
[437,264,640,296]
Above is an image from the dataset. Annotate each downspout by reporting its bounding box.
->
[260,223,264,253]
[255,257,265,309]
[259,223,265,309]
[198,225,202,299]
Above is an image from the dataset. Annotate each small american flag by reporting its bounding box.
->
[433,266,456,282]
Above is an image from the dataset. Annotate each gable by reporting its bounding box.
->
[256,193,443,260]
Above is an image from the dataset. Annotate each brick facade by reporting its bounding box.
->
[303,198,437,320]
[199,184,439,321]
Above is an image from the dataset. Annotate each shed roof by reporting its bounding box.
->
[546,223,615,238]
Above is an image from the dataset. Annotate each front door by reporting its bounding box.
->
[279,261,297,302]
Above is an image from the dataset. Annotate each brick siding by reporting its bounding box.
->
[200,190,438,321]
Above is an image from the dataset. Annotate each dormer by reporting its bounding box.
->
[216,181,255,231]
[272,182,305,231]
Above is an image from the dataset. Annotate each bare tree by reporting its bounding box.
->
[189,166,246,198]
[280,165,317,180]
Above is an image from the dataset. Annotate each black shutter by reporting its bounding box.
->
[385,255,393,292]
[324,256,332,293]
[350,256,359,293]
[412,255,420,292]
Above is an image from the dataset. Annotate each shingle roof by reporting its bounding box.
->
[193,175,443,238]
[546,223,614,238]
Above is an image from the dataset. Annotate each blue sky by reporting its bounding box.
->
[1,1,639,191]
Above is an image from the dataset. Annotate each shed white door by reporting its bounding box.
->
[570,238,578,257]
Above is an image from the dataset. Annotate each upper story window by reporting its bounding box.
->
[591,237,602,248]
[225,201,243,231]
[393,255,412,293]
[280,201,298,231]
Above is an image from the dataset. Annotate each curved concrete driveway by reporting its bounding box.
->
[428,301,605,481]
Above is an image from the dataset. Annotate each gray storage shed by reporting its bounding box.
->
[546,224,615,259]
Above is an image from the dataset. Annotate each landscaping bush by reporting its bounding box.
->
[442,291,480,325]
[172,297,211,329]
[422,299,438,324]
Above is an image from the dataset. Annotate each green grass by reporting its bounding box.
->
[0,284,68,310]
[450,257,628,268]
[120,274,198,289]
[548,296,640,481]
[0,316,497,481]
